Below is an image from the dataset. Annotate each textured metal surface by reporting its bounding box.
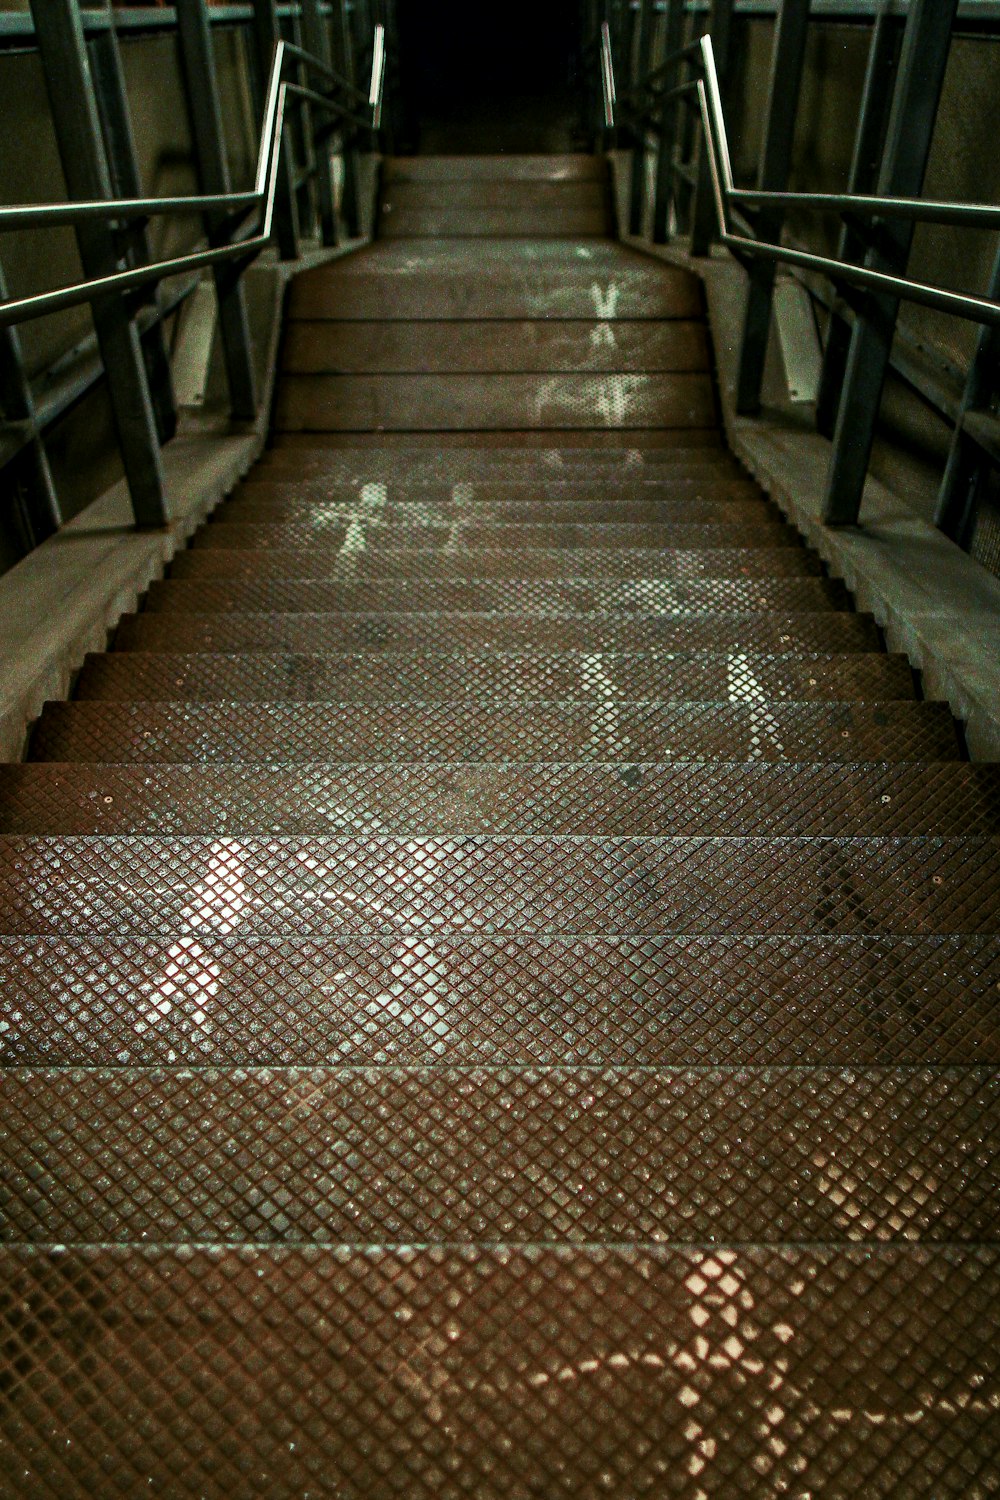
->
[7,1243,996,1498]
[281,321,708,376]
[273,373,718,433]
[226,483,765,519]
[2,932,994,1068]
[378,206,609,237]
[2,763,996,838]
[29,700,963,767]
[112,609,879,657]
[144,574,854,616]
[193,519,797,554]
[252,443,736,478]
[3,1066,997,1244]
[384,153,608,180]
[1,835,996,935]
[287,268,704,321]
[382,180,609,210]
[168,545,823,582]
[270,429,727,450]
[73,650,917,704]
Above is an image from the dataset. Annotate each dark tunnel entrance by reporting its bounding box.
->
[395,0,584,154]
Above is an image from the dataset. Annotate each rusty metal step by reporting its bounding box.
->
[191,519,799,553]
[270,428,726,450]
[112,610,879,657]
[381,180,609,210]
[280,320,710,374]
[5,1242,992,1500]
[3,1065,996,1245]
[2,932,991,1068]
[251,442,736,477]
[2,763,995,838]
[228,480,763,515]
[378,205,609,237]
[273,373,717,433]
[143,574,853,616]
[72,650,917,704]
[30,700,962,767]
[167,545,823,582]
[1,835,993,935]
[287,266,703,321]
[383,153,608,181]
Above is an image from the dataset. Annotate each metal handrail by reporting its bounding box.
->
[695,32,1000,330]
[0,28,386,329]
[600,20,616,129]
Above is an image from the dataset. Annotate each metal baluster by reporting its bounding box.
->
[815,5,904,437]
[935,240,1000,548]
[87,5,177,446]
[734,0,810,415]
[28,0,168,527]
[175,0,258,420]
[823,0,959,524]
[250,0,300,259]
[301,0,340,245]
[0,258,61,546]
[628,0,654,237]
[690,0,734,257]
[333,0,362,239]
[651,0,684,244]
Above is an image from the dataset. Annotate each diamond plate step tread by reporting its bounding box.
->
[3,763,995,838]
[251,445,736,479]
[280,320,709,375]
[1,835,995,936]
[384,152,608,179]
[112,610,880,657]
[227,484,765,518]
[143,574,854,616]
[271,430,726,450]
[286,269,704,321]
[273,373,717,433]
[72,650,917,704]
[4,1244,995,1500]
[3,933,995,1068]
[191,519,799,553]
[29,700,963,767]
[167,545,823,582]
[382,179,609,209]
[2,1066,997,1245]
[378,206,610,237]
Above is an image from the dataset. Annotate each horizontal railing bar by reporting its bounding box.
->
[0,4,328,43]
[729,185,1000,229]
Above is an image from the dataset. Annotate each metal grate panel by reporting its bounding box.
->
[191,519,799,553]
[0,835,996,936]
[2,763,997,838]
[2,933,995,1068]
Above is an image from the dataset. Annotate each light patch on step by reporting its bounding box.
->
[727,652,785,757]
[591,322,617,350]
[359,481,388,514]
[591,281,620,319]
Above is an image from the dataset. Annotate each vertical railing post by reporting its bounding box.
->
[822,0,959,524]
[301,0,341,246]
[333,0,362,238]
[934,241,1000,548]
[250,0,300,260]
[0,259,61,545]
[734,0,810,414]
[28,0,168,528]
[651,0,684,244]
[690,0,734,257]
[814,6,904,437]
[627,0,654,236]
[175,0,258,421]
[87,8,177,447]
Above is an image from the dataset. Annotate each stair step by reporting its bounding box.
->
[383,153,609,181]
[381,180,610,211]
[191,519,799,553]
[3,931,991,1067]
[3,763,995,837]
[144,574,853,616]
[379,205,609,237]
[113,609,879,656]
[280,320,710,374]
[270,428,725,450]
[229,480,762,514]
[287,265,703,320]
[251,442,736,478]
[3,1065,996,1244]
[0,1242,993,1499]
[2,834,992,935]
[31,700,962,766]
[168,545,823,582]
[273,372,717,432]
[73,650,916,704]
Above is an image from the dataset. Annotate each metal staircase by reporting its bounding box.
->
[1,152,998,1497]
